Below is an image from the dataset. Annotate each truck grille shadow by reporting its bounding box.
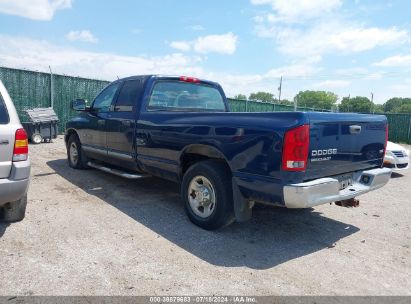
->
[47,159,360,270]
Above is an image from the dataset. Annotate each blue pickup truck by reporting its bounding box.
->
[65,75,391,230]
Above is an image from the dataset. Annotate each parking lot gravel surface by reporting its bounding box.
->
[0,137,410,295]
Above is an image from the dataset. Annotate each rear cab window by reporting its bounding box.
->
[0,93,10,124]
[114,80,142,112]
[147,80,226,112]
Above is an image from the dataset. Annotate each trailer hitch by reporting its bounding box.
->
[335,198,360,208]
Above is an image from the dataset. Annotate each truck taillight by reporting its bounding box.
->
[282,125,309,171]
[180,76,200,83]
[13,128,28,162]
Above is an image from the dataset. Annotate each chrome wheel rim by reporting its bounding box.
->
[70,142,79,165]
[188,175,216,218]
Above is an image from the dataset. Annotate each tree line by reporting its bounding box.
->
[233,91,411,114]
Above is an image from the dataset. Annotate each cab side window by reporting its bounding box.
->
[114,80,141,112]
[0,94,9,124]
[92,82,121,112]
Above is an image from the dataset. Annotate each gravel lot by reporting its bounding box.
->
[0,136,410,296]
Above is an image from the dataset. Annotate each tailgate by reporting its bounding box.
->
[305,113,387,180]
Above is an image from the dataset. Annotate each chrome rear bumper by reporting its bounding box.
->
[283,167,392,208]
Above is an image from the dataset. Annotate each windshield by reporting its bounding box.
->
[148,81,226,111]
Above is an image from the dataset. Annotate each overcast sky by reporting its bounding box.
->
[0,0,410,103]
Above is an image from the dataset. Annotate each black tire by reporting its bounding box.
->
[181,160,234,230]
[67,134,89,169]
[31,133,42,144]
[0,194,27,222]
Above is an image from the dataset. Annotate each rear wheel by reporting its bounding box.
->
[181,160,234,230]
[67,134,89,169]
[0,194,27,222]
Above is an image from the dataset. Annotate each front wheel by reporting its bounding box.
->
[181,160,234,230]
[67,135,89,169]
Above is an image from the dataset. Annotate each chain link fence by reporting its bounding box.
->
[227,99,411,144]
[0,67,51,121]
[227,98,332,113]
[1,66,410,144]
[0,66,109,132]
[385,113,411,144]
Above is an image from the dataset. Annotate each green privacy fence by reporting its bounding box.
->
[1,66,410,144]
[227,98,333,113]
[51,74,110,131]
[385,113,411,144]
[0,66,109,131]
[0,67,51,121]
[228,99,411,144]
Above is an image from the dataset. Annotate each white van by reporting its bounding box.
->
[0,80,30,221]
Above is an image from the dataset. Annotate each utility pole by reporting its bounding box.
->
[49,65,54,108]
[371,92,374,114]
[278,76,282,104]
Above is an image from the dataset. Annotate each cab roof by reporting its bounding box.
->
[114,75,220,87]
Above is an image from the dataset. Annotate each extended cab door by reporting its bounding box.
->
[81,82,121,161]
[105,79,142,169]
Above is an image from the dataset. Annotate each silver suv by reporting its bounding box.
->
[0,80,30,222]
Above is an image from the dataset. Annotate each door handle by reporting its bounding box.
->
[0,139,9,145]
[349,125,362,134]
[122,120,131,127]
[98,120,105,126]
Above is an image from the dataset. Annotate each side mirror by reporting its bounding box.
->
[72,99,88,111]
